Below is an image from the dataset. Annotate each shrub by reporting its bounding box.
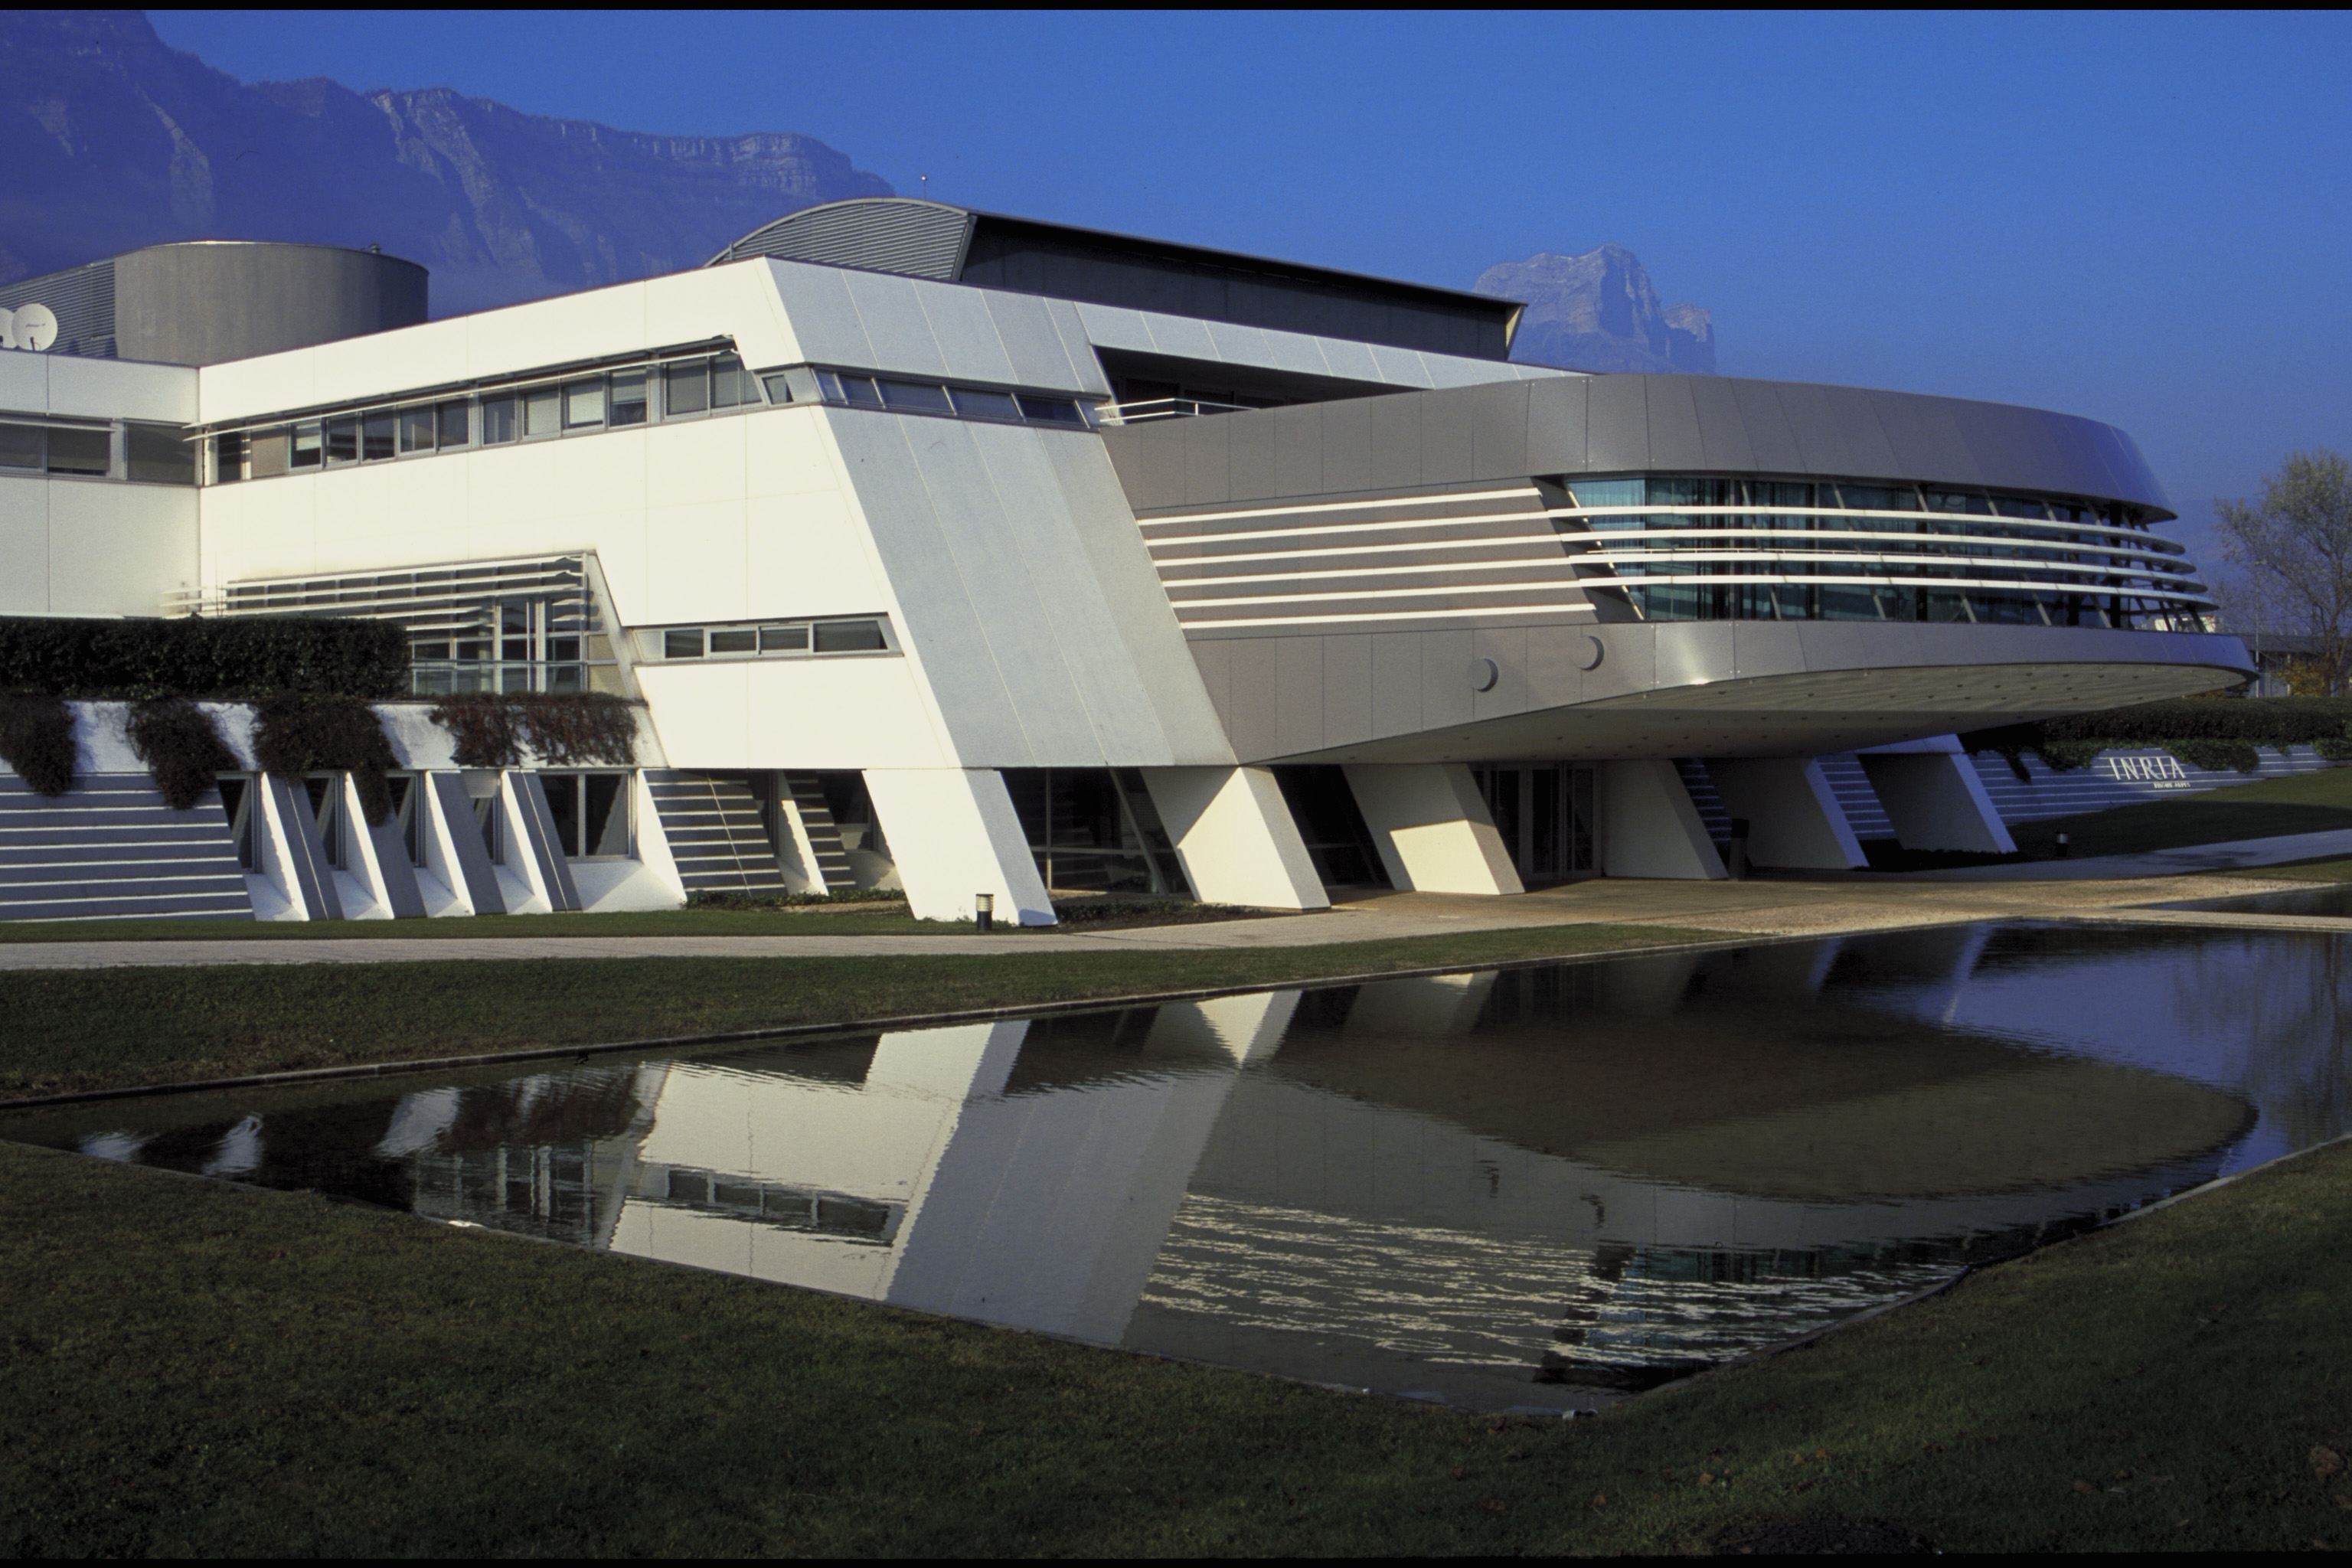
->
[253,694,398,825]
[125,699,240,811]
[0,691,75,795]
[426,694,638,769]
[2162,737,2263,774]
[0,616,408,699]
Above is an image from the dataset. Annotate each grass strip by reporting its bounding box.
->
[0,923,1713,1100]
[2002,766,2352,861]
[3,1134,2346,1555]
[0,908,970,942]
[2220,854,2352,884]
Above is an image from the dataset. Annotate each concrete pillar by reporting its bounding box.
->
[1139,766,1330,910]
[1597,759,1726,880]
[1708,757,1868,871]
[1342,763,1525,896]
[861,768,1054,925]
[1860,738,2017,854]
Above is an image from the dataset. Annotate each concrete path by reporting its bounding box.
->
[0,854,2343,971]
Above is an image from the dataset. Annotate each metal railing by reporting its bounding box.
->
[1093,396,1254,426]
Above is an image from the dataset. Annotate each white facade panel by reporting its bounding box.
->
[838,270,954,381]
[35,355,200,421]
[0,484,49,614]
[47,482,197,616]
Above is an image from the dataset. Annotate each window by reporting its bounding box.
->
[949,387,1018,420]
[760,625,808,652]
[524,385,560,438]
[387,774,425,867]
[760,374,794,404]
[124,423,194,484]
[711,354,753,409]
[361,410,397,461]
[813,619,887,652]
[665,629,704,658]
[0,423,42,470]
[542,772,631,859]
[437,400,471,448]
[212,430,246,484]
[398,406,436,454]
[481,395,518,445]
[323,416,358,465]
[878,380,953,414]
[708,629,757,654]
[302,775,344,868]
[217,776,256,869]
[1016,395,1083,426]
[45,426,109,476]
[665,360,710,416]
[818,371,883,407]
[610,371,647,427]
[564,378,606,429]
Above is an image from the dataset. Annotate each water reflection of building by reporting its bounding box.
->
[38,923,2282,1408]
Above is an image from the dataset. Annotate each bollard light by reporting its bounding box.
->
[2054,831,2070,859]
[975,892,994,933]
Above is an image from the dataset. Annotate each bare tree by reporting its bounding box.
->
[2216,450,2352,696]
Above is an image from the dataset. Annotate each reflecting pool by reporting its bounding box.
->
[2158,884,2352,919]
[8,920,2347,1412]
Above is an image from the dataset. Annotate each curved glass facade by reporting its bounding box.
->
[1562,475,2209,631]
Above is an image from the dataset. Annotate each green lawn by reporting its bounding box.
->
[2223,854,2352,884]
[2004,764,2352,860]
[3,1132,2344,1555]
[0,923,1710,1099]
[0,906,959,942]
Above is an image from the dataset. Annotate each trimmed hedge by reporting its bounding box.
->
[426,694,638,769]
[0,616,408,699]
[1961,698,2352,779]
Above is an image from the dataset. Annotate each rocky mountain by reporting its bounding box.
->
[1,11,891,315]
[1478,245,1716,374]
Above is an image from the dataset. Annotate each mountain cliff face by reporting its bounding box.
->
[1477,245,1716,374]
[0,11,891,314]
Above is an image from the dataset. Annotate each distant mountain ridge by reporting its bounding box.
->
[1478,245,1716,374]
[2,10,891,314]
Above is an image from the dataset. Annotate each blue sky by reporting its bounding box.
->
[150,10,2352,561]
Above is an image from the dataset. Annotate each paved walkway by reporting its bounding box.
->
[1,844,2344,971]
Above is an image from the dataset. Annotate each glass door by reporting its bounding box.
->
[1477,763,1599,884]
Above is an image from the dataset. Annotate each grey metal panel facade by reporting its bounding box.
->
[1182,621,2252,765]
[1107,374,2177,516]
[113,243,426,367]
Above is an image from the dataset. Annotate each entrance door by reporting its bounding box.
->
[1475,763,1597,884]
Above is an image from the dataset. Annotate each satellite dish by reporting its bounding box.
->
[0,307,12,351]
[13,303,57,351]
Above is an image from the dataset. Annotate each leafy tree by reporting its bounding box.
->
[2216,451,2352,696]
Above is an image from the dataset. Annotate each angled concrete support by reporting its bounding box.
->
[253,773,341,920]
[1708,757,1868,870]
[342,773,425,919]
[499,770,583,913]
[862,768,1054,925]
[1859,737,2017,854]
[1597,759,1725,880]
[1140,766,1330,910]
[1342,763,1524,896]
[422,772,505,916]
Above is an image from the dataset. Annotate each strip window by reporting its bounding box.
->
[812,371,1086,429]
[208,351,772,483]
[648,616,896,662]
[0,419,191,484]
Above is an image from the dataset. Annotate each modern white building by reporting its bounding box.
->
[0,202,2253,923]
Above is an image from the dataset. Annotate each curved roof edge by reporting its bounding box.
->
[1106,373,2175,518]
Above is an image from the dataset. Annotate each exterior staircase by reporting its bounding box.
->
[642,771,790,893]
[0,774,253,921]
[782,774,858,893]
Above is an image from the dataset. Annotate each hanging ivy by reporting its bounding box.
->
[0,615,408,698]
[426,693,639,769]
[253,693,399,825]
[125,698,241,811]
[0,691,76,796]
